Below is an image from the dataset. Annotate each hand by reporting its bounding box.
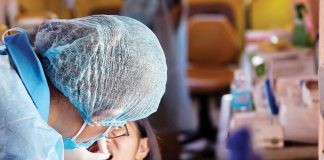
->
[97,137,110,156]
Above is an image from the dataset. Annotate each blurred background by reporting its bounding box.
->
[0,0,321,159]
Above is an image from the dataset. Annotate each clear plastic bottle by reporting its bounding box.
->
[231,69,253,112]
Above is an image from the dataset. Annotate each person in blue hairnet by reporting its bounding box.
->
[0,15,167,160]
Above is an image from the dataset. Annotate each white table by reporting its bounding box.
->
[216,94,318,160]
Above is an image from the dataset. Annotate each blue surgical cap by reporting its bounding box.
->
[35,15,167,126]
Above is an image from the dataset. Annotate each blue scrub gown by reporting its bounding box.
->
[0,54,63,160]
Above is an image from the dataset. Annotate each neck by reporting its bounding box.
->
[48,96,83,138]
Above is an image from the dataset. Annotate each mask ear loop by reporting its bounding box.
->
[71,122,87,140]
[71,122,112,141]
[1,28,26,45]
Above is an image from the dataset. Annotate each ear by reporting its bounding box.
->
[135,138,150,159]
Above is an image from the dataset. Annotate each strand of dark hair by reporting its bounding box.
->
[136,119,162,160]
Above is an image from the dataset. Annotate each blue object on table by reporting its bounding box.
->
[264,79,279,115]
[227,128,261,160]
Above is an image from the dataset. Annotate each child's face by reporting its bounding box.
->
[106,122,149,160]
[89,122,150,160]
